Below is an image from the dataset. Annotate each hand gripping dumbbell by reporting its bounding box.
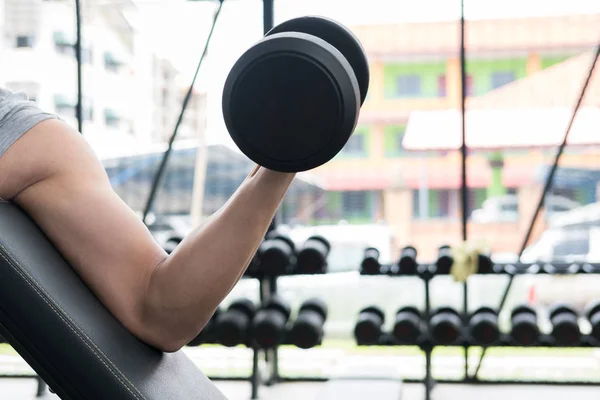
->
[510,304,540,346]
[187,307,222,347]
[360,247,381,275]
[291,298,329,349]
[392,306,424,344]
[549,304,581,346]
[223,16,370,172]
[467,307,499,346]
[429,307,462,345]
[214,298,256,347]
[296,236,331,274]
[251,295,292,349]
[354,306,385,345]
[584,301,600,343]
[256,232,296,276]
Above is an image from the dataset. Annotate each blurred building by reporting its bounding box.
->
[296,14,600,259]
[0,0,206,148]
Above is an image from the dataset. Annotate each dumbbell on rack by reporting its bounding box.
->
[296,236,331,274]
[360,247,381,275]
[435,245,453,275]
[215,298,256,347]
[251,295,292,349]
[388,246,418,276]
[354,306,385,345]
[429,307,462,345]
[187,307,222,347]
[510,305,540,346]
[467,307,499,346]
[392,306,424,344]
[585,301,600,343]
[257,233,296,276]
[290,298,328,349]
[549,304,581,346]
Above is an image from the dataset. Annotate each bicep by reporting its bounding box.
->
[5,119,167,330]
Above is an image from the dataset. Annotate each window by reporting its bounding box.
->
[463,75,474,96]
[385,125,407,157]
[16,35,35,48]
[83,105,93,121]
[342,191,368,215]
[105,109,121,127]
[438,75,447,97]
[395,75,421,97]
[104,52,122,72]
[162,88,169,107]
[491,71,516,89]
[341,132,367,156]
[81,47,93,65]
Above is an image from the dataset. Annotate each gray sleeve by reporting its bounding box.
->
[0,93,59,159]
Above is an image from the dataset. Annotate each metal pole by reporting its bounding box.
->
[471,32,600,381]
[263,0,274,34]
[142,0,225,223]
[458,0,470,380]
[74,0,83,134]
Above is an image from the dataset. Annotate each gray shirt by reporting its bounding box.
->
[0,88,58,159]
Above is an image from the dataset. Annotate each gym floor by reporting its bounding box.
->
[3,379,600,400]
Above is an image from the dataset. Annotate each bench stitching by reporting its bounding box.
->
[0,244,145,400]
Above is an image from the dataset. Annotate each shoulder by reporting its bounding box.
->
[0,88,59,159]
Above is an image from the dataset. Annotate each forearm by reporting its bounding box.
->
[143,166,295,350]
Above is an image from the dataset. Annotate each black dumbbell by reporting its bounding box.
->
[360,247,381,275]
[296,236,331,274]
[476,253,494,274]
[468,307,499,346]
[223,16,369,173]
[188,307,222,347]
[354,306,385,345]
[549,304,581,346]
[429,307,462,345]
[392,306,424,344]
[257,233,296,275]
[510,304,539,346]
[215,299,256,347]
[396,246,418,275]
[163,237,183,255]
[245,252,261,278]
[291,298,329,349]
[435,245,453,275]
[251,295,292,349]
[584,301,600,343]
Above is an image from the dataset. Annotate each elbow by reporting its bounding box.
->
[134,323,201,354]
[130,310,211,353]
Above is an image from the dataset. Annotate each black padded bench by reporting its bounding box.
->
[0,202,227,399]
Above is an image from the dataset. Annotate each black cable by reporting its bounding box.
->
[472,39,600,380]
[75,0,83,134]
[142,0,225,223]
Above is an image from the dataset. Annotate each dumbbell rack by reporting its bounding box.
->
[359,261,600,400]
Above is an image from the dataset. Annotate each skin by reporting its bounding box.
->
[0,119,295,352]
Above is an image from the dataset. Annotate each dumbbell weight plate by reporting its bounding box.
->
[223,20,363,172]
[266,16,370,104]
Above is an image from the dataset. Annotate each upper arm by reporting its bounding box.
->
[0,119,167,335]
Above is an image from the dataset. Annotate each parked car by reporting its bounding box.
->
[471,194,580,223]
